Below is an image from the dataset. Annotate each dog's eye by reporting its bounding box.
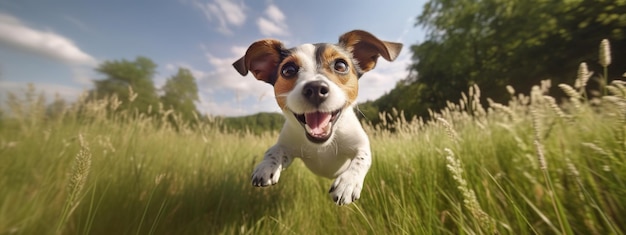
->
[333,59,349,74]
[281,63,299,78]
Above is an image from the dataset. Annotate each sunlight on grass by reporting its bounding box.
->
[1,45,625,234]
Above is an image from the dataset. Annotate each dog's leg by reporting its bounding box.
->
[329,148,372,205]
[251,144,292,187]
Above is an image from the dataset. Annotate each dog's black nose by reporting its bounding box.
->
[302,81,329,105]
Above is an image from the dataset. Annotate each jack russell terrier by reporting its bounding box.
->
[233,30,402,205]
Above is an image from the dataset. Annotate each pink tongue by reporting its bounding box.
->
[305,112,331,135]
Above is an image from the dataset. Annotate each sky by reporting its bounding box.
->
[0,0,426,116]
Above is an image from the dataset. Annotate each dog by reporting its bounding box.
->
[232,30,402,205]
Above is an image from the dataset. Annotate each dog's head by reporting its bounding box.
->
[233,30,402,143]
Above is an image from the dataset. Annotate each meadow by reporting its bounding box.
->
[1,70,625,234]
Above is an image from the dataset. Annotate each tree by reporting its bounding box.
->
[90,56,160,115]
[160,68,200,123]
[46,93,67,119]
[406,0,626,117]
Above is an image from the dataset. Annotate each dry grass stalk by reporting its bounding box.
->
[599,39,611,68]
[575,63,591,89]
[488,98,517,121]
[542,96,569,120]
[57,134,92,234]
[443,148,496,232]
[436,117,459,141]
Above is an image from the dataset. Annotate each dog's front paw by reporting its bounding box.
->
[329,172,363,205]
[251,161,282,187]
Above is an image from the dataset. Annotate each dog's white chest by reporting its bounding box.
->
[279,109,369,178]
[298,147,352,178]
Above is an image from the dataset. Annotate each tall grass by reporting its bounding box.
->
[1,50,625,234]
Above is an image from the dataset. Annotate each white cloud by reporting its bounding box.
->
[356,50,411,102]
[189,0,246,35]
[162,47,277,116]
[230,46,247,57]
[0,13,97,66]
[265,4,285,23]
[200,50,274,99]
[165,62,208,80]
[196,93,280,117]
[257,17,288,37]
[257,4,288,37]
[197,97,242,116]
[71,67,94,85]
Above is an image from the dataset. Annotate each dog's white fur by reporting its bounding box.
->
[233,30,402,205]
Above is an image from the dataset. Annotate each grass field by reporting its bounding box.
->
[1,75,625,234]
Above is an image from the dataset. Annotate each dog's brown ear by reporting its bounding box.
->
[232,39,285,84]
[338,30,403,73]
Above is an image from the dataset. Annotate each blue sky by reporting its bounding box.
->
[0,0,426,116]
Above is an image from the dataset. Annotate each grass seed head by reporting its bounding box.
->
[69,134,92,197]
[558,84,581,99]
[599,39,611,67]
[575,62,591,89]
[488,98,517,121]
[533,140,547,170]
[506,85,515,96]
[542,96,568,120]
[437,117,459,141]
[443,148,496,232]
[128,86,138,102]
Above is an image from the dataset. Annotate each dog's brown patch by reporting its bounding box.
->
[316,45,359,105]
[232,39,284,84]
[274,54,301,109]
[338,30,403,73]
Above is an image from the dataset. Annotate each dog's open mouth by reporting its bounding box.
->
[294,109,342,143]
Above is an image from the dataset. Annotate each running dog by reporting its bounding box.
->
[232,30,402,205]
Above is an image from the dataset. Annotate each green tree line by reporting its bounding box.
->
[219,112,284,135]
[362,0,626,123]
[16,56,282,132]
[88,56,200,124]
